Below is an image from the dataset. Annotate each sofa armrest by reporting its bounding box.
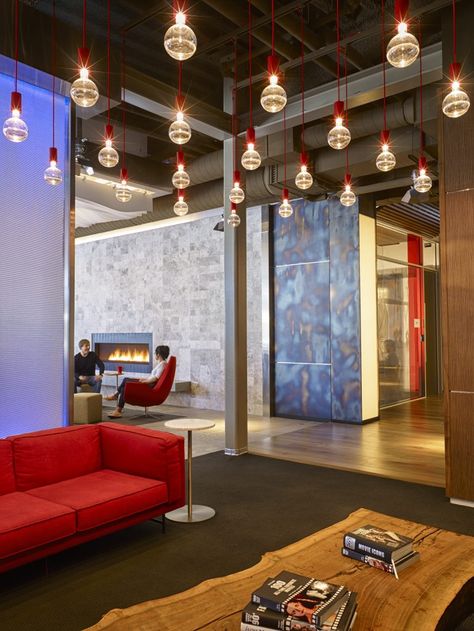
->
[99,423,185,506]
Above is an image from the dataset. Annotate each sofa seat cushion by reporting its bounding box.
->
[27,470,168,532]
[0,492,76,560]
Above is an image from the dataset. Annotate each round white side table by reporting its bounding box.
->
[164,418,216,523]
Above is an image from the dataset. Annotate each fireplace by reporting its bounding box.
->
[91,333,153,374]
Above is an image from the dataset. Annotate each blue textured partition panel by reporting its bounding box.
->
[273,198,362,422]
[0,69,69,436]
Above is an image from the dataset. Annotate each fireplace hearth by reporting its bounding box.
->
[91,333,153,373]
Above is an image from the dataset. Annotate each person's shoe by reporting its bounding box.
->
[107,409,122,418]
[104,393,118,401]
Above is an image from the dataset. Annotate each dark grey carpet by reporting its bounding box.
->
[102,412,184,425]
[0,452,473,631]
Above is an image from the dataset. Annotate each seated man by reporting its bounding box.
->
[74,339,105,393]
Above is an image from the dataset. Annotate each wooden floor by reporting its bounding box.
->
[249,396,446,488]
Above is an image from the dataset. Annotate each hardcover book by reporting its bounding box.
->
[343,524,413,562]
[251,571,347,627]
[341,547,420,578]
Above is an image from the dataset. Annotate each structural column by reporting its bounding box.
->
[223,78,248,455]
[440,0,474,504]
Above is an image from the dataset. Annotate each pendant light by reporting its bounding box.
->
[228,201,241,227]
[279,107,293,218]
[169,63,191,145]
[414,25,432,194]
[164,1,196,61]
[44,0,62,185]
[386,0,419,68]
[116,34,132,203]
[3,0,28,142]
[260,0,286,113]
[174,190,189,216]
[229,39,245,205]
[376,0,396,172]
[340,54,356,207]
[172,149,190,189]
[70,0,99,107]
[295,9,313,190]
[442,0,470,118]
[242,0,261,171]
[98,0,119,168]
[328,0,350,150]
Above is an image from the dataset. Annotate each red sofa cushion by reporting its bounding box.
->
[0,441,15,496]
[27,470,168,532]
[99,423,185,505]
[9,425,101,491]
[0,492,76,560]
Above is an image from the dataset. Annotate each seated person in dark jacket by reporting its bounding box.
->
[74,339,105,393]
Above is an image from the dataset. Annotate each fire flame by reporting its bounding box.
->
[107,348,149,363]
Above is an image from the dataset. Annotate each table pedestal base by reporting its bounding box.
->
[166,505,215,523]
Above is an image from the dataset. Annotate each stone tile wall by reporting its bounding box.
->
[75,209,263,413]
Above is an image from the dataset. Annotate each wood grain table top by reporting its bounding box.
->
[86,508,474,631]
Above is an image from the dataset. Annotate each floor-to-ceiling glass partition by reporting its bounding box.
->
[376,224,439,407]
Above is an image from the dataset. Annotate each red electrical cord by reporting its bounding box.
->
[336,0,340,101]
[452,0,457,65]
[283,103,287,185]
[107,0,111,124]
[381,0,387,132]
[300,7,305,154]
[14,0,19,92]
[121,32,127,171]
[419,20,424,158]
[82,0,87,50]
[178,61,182,101]
[233,38,237,174]
[271,0,275,56]
[248,0,253,129]
[344,50,349,175]
[52,0,56,149]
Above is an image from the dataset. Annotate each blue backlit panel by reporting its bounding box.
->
[0,69,69,437]
[275,363,331,420]
[329,198,362,422]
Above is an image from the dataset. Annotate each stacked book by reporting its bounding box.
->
[241,571,357,631]
[341,524,419,578]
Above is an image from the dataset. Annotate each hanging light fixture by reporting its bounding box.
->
[414,24,432,194]
[442,0,470,118]
[328,0,350,150]
[98,0,119,168]
[279,107,293,218]
[242,0,261,171]
[70,0,99,107]
[340,53,356,208]
[116,34,132,203]
[44,0,62,185]
[3,0,28,142]
[228,202,241,227]
[376,0,396,173]
[169,63,191,145]
[260,0,286,113]
[295,9,313,190]
[386,0,419,68]
[229,40,245,205]
[172,149,190,189]
[164,1,197,61]
[174,189,189,216]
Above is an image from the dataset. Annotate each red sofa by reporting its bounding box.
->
[0,423,185,573]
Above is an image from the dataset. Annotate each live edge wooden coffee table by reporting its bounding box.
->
[87,508,474,631]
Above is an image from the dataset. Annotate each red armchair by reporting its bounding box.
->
[124,356,176,418]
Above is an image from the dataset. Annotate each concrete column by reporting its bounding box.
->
[223,77,248,455]
[440,0,474,505]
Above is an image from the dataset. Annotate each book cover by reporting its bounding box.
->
[242,602,314,630]
[343,524,413,562]
[318,592,357,631]
[251,571,347,626]
[341,546,420,578]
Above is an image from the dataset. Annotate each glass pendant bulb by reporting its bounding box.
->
[295,160,313,190]
[413,157,432,193]
[169,110,191,145]
[261,75,287,113]
[386,22,419,68]
[442,64,470,118]
[44,147,62,185]
[98,126,119,168]
[279,188,293,218]
[174,190,189,216]
[3,92,28,143]
[340,174,356,207]
[70,50,99,108]
[115,168,132,203]
[229,170,245,204]
[241,128,261,171]
[328,101,351,150]
[164,10,197,61]
[228,202,241,227]
[172,164,190,189]
[376,131,396,172]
